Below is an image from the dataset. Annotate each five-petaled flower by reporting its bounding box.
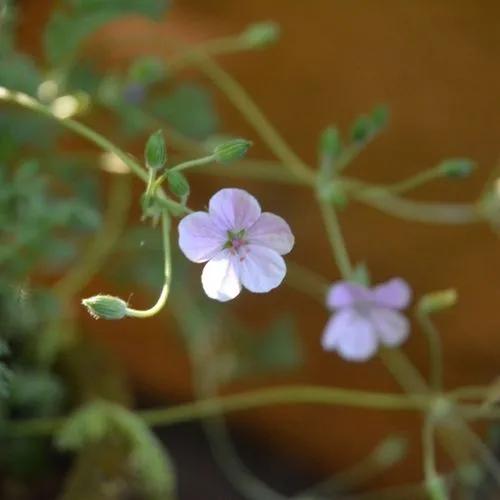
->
[178,188,294,301]
[322,278,412,362]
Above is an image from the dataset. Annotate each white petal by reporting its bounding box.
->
[322,308,378,361]
[373,278,411,310]
[178,212,226,263]
[201,250,241,302]
[208,188,261,232]
[239,244,286,293]
[370,307,410,347]
[246,212,295,255]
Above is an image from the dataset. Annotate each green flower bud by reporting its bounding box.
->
[214,139,252,165]
[371,104,390,130]
[240,21,281,49]
[427,476,448,500]
[418,289,458,315]
[145,130,167,170]
[373,435,408,467]
[167,171,190,198]
[82,295,127,320]
[319,126,341,161]
[350,115,372,143]
[439,159,475,178]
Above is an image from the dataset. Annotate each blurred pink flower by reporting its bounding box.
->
[178,188,294,301]
[322,278,412,361]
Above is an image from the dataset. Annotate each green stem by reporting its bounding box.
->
[422,415,448,499]
[417,310,443,393]
[384,165,446,195]
[0,87,187,216]
[317,201,353,278]
[8,385,432,439]
[125,211,172,318]
[189,53,315,185]
[153,154,216,191]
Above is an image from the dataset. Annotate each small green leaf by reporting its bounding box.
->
[371,104,390,130]
[151,84,218,139]
[319,126,341,162]
[128,56,166,85]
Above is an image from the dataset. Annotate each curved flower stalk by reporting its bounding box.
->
[322,278,412,361]
[178,188,294,301]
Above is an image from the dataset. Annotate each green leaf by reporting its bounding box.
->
[151,84,218,139]
[57,400,176,499]
[233,316,302,379]
[0,53,42,96]
[44,0,169,66]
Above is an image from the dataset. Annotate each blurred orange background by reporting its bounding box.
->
[19,0,500,488]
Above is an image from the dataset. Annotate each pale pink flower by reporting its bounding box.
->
[178,188,294,301]
[322,278,412,362]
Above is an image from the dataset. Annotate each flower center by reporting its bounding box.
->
[224,229,247,255]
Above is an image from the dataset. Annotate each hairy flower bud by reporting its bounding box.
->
[82,295,127,320]
[145,130,167,170]
[418,289,457,315]
[240,22,280,49]
[167,171,190,197]
[214,139,252,165]
[439,159,475,178]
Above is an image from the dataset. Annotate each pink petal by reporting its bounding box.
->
[201,250,241,302]
[246,212,295,255]
[209,188,261,232]
[373,278,411,309]
[238,244,286,293]
[370,307,410,347]
[178,212,226,263]
[326,282,372,310]
[322,309,377,361]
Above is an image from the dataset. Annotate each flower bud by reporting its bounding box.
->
[145,130,167,170]
[373,435,407,467]
[350,115,372,143]
[371,104,390,130]
[167,171,190,198]
[439,159,475,178]
[240,22,280,49]
[319,126,341,161]
[214,139,252,164]
[418,289,458,315]
[82,295,127,320]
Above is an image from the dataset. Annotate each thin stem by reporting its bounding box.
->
[125,211,172,318]
[384,165,446,195]
[317,201,352,278]
[422,415,448,499]
[0,87,187,216]
[378,348,428,394]
[8,385,432,439]
[153,154,216,191]
[417,310,444,393]
[188,53,315,185]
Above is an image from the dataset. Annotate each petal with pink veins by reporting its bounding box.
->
[208,188,261,232]
[178,212,226,263]
[238,244,286,293]
[247,212,295,255]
